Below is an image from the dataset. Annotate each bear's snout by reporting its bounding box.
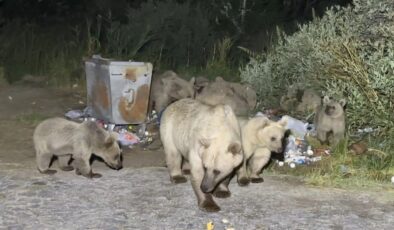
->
[108,160,123,170]
[115,163,123,170]
[200,174,215,193]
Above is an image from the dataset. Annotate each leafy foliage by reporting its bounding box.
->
[240,0,394,134]
[241,0,394,185]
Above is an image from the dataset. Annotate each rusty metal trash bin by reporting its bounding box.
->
[85,55,153,124]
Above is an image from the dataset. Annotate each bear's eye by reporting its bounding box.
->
[271,137,276,142]
[213,169,220,176]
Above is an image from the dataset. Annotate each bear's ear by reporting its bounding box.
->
[339,99,346,108]
[168,83,182,98]
[189,77,195,85]
[257,128,265,142]
[258,117,271,129]
[323,96,330,104]
[110,131,119,141]
[228,142,242,155]
[199,138,211,149]
[277,116,288,127]
[160,77,168,85]
[104,134,116,148]
[215,76,224,82]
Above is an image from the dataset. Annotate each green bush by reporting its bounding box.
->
[240,0,394,134]
[241,0,394,185]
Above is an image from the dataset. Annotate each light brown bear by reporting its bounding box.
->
[33,117,122,178]
[237,116,287,186]
[149,70,195,113]
[296,89,321,113]
[160,99,243,212]
[314,96,346,146]
[196,77,254,116]
[194,76,210,94]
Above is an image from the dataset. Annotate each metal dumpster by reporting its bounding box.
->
[85,55,153,124]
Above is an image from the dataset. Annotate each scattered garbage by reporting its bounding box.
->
[222,219,229,224]
[65,109,85,120]
[206,221,214,230]
[357,127,375,134]
[117,130,140,146]
[64,108,159,148]
[221,218,235,230]
[339,165,351,177]
[282,115,309,138]
[279,115,329,168]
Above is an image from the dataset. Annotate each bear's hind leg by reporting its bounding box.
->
[317,129,328,145]
[37,152,57,175]
[164,145,187,184]
[181,160,191,175]
[73,156,101,178]
[237,159,250,186]
[248,148,271,183]
[58,155,74,171]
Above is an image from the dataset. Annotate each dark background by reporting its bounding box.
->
[0,0,352,83]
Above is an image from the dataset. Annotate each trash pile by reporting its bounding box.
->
[277,115,330,168]
[65,108,159,148]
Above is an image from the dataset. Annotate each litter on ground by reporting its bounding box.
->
[64,108,159,148]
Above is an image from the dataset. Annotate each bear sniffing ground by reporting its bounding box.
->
[0,84,393,229]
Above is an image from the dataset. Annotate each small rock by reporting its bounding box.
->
[222,218,229,224]
[8,96,13,101]
[278,161,284,167]
[349,141,368,155]
[391,176,394,183]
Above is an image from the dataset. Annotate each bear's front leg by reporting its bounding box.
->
[36,152,57,175]
[331,130,344,147]
[317,128,328,145]
[164,145,187,183]
[190,160,220,212]
[213,175,232,198]
[236,159,250,186]
[58,155,74,171]
[248,148,271,183]
[73,156,101,178]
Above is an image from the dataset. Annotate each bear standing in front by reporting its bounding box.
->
[237,116,287,186]
[33,117,122,178]
[160,99,243,212]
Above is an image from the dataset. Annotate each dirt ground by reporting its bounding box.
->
[0,84,393,229]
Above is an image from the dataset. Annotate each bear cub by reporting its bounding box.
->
[33,117,122,178]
